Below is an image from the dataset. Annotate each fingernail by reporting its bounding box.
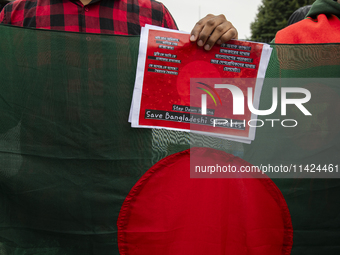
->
[190,35,195,41]
[197,40,204,47]
[204,44,210,51]
[217,39,222,44]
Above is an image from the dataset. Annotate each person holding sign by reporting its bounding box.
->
[0,0,238,49]
[274,0,340,43]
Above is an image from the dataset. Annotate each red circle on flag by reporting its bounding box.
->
[118,147,293,255]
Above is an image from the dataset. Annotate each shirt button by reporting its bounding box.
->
[85,7,89,12]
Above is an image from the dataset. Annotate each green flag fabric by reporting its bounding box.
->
[244,43,340,254]
[0,24,242,254]
[0,24,339,254]
[0,24,153,254]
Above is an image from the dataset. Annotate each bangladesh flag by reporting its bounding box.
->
[0,24,339,255]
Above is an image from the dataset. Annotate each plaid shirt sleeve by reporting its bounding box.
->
[0,6,5,23]
[161,4,178,30]
[0,0,178,34]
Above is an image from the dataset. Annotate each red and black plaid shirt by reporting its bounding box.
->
[0,0,178,34]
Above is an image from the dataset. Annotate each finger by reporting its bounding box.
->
[190,14,215,44]
[195,14,227,47]
[218,27,238,44]
[204,22,238,50]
